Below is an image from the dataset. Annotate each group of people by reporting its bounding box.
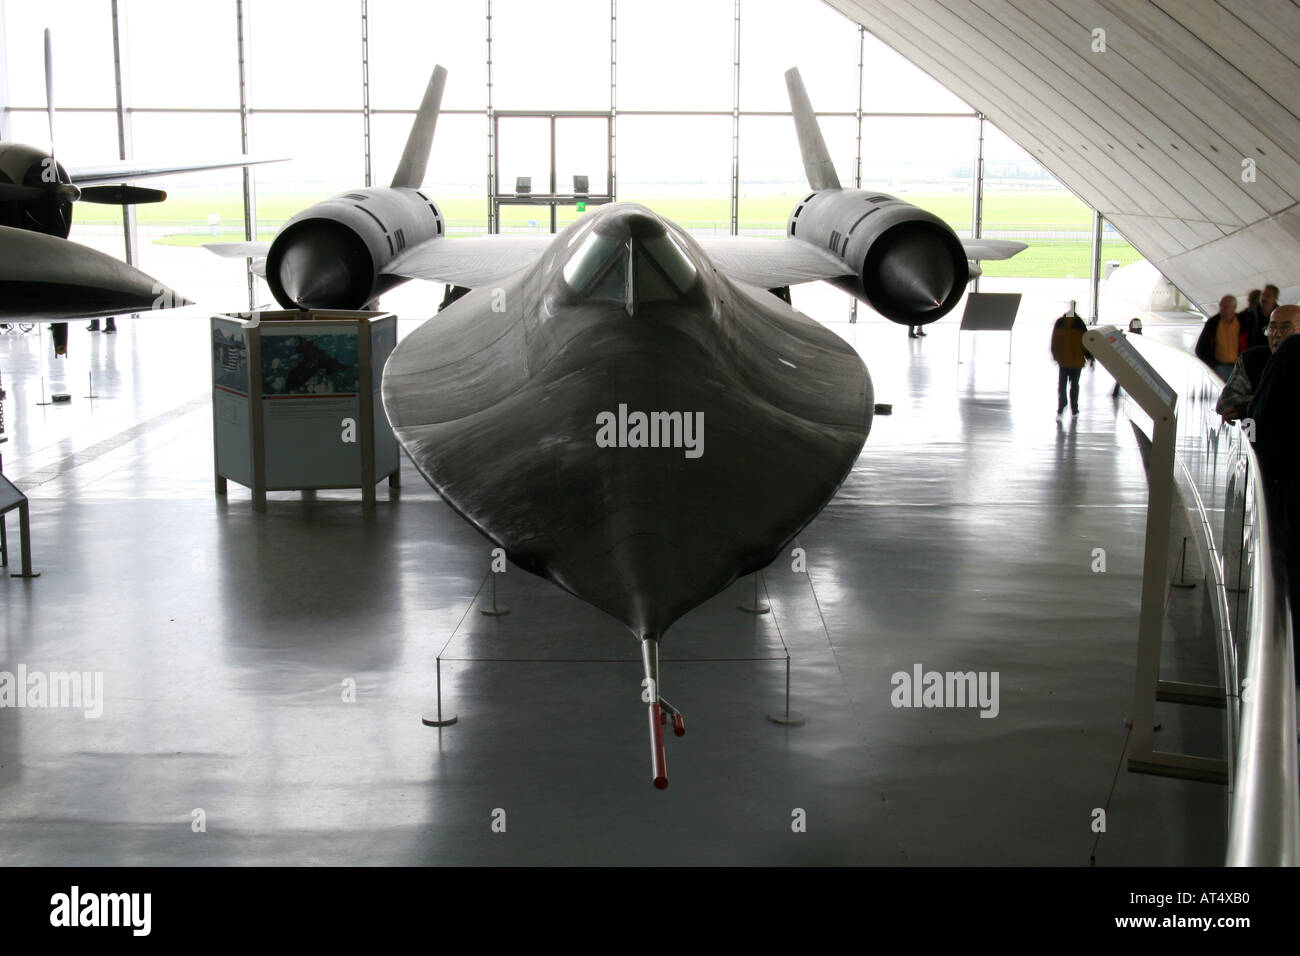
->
[1194,284,1281,380]
[1044,286,1300,697]
[1209,291,1300,689]
[1050,284,1299,687]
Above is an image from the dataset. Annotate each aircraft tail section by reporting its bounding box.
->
[785,68,841,191]
[390,65,447,189]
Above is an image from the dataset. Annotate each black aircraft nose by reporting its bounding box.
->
[557,203,708,315]
[591,203,670,241]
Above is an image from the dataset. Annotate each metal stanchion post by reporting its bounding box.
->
[481,569,510,616]
[1172,536,1196,589]
[767,656,805,726]
[421,656,458,727]
[737,572,770,614]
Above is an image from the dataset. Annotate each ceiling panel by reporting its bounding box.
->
[826,0,1300,311]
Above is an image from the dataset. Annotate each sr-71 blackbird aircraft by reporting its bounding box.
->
[0,30,278,332]
[215,64,1025,788]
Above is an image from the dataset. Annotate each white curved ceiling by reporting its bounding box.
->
[825,0,1300,311]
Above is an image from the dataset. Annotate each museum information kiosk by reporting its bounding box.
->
[1084,325,1228,783]
[211,310,400,511]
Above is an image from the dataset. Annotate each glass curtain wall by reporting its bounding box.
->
[0,0,1103,314]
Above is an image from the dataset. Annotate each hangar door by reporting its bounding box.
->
[492,112,613,235]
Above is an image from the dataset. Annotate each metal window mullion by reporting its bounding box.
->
[486,0,496,235]
[1090,209,1103,324]
[851,24,865,322]
[610,0,617,200]
[855,25,864,190]
[236,0,257,308]
[110,0,137,267]
[730,0,740,236]
[549,113,557,233]
[0,11,10,141]
[971,112,984,293]
[361,0,372,188]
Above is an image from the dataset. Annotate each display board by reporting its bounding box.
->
[1083,326,1177,416]
[211,310,400,510]
[958,292,1022,331]
[0,473,23,512]
[212,318,253,487]
[260,322,363,489]
[1099,328,1177,410]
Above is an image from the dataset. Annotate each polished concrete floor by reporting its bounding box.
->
[0,287,1226,865]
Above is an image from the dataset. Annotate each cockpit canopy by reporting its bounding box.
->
[558,209,703,313]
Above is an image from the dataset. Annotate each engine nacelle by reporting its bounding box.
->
[0,142,73,238]
[788,189,969,325]
[264,186,444,310]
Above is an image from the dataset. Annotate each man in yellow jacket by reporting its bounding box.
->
[1051,300,1092,417]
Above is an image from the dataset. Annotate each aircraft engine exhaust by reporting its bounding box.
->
[265,219,373,310]
[788,188,970,327]
[860,219,968,324]
[261,187,444,311]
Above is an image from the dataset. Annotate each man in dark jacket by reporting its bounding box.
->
[1194,295,1240,379]
[1237,284,1279,352]
[1247,305,1300,485]
[1051,301,1091,416]
[1217,306,1297,421]
[1244,304,1300,680]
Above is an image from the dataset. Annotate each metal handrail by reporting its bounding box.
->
[1131,337,1299,865]
[1226,477,1298,865]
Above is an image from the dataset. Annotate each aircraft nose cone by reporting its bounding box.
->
[152,281,195,310]
[267,223,370,310]
[590,203,669,241]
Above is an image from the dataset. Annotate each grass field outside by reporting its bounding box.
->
[85,189,1138,279]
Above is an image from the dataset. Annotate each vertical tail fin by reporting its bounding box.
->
[390,65,447,189]
[785,67,841,191]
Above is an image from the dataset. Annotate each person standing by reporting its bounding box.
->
[1243,304,1300,685]
[1194,295,1240,379]
[1262,283,1280,318]
[1217,306,1297,421]
[1238,289,1268,351]
[1051,300,1091,417]
[1239,284,1280,351]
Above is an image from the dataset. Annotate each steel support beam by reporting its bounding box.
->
[970,112,984,293]
[110,0,137,268]
[361,0,372,188]
[236,0,258,308]
[1090,209,1103,325]
[729,0,740,236]
[486,0,496,235]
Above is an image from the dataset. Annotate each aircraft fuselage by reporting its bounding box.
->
[789,188,969,324]
[0,142,73,238]
[264,186,445,310]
